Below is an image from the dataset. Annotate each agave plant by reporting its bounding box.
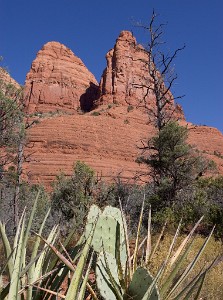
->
[83,199,218,300]
[0,190,98,300]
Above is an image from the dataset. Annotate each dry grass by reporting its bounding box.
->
[148,233,223,299]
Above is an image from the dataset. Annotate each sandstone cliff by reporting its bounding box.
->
[1,32,222,188]
[98,31,185,121]
[24,41,99,114]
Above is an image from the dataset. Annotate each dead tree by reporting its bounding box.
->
[134,10,185,131]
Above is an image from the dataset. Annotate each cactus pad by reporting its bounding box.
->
[96,251,122,300]
[127,267,160,300]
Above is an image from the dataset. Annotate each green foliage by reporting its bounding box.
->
[0,89,23,166]
[0,176,51,236]
[91,111,101,116]
[51,161,97,234]
[127,105,134,112]
[173,176,223,237]
[0,191,97,300]
[138,122,212,207]
[213,150,223,159]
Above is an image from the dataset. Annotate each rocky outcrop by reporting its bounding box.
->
[24,107,223,189]
[0,68,21,91]
[23,107,152,188]
[99,31,185,120]
[24,42,99,114]
[99,31,150,106]
[188,125,223,175]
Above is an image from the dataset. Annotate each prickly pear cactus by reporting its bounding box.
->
[96,251,121,300]
[85,205,127,265]
[127,267,160,300]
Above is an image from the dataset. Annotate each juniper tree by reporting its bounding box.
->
[138,121,212,208]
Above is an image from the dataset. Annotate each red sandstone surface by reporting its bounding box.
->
[1,32,222,187]
[24,41,98,114]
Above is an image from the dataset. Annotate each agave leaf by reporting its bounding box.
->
[42,244,83,300]
[48,224,84,273]
[12,209,26,264]
[0,282,9,299]
[23,190,41,253]
[65,218,97,299]
[133,195,145,273]
[173,255,218,300]
[172,269,204,300]
[170,216,204,266]
[130,236,147,262]
[27,207,51,300]
[34,228,75,274]
[160,238,195,297]
[182,272,206,300]
[166,226,215,299]
[146,205,152,264]
[157,220,182,287]
[78,252,93,300]
[119,198,132,283]
[148,221,167,263]
[0,275,3,293]
[0,222,13,279]
[193,271,208,300]
[41,225,59,274]
[8,211,26,300]
[28,224,59,299]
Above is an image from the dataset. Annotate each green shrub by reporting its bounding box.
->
[127,105,134,112]
[91,111,101,116]
[51,161,97,235]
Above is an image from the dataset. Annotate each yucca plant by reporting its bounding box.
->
[83,199,219,299]
[0,190,98,300]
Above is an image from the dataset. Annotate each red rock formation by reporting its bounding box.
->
[99,31,150,106]
[24,107,153,188]
[187,124,223,175]
[24,42,99,114]
[99,31,185,121]
[24,107,223,189]
[0,68,20,91]
[1,32,221,188]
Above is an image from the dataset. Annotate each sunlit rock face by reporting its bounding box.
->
[24,41,99,114]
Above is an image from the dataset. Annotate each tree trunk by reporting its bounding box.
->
[13,139,24,232]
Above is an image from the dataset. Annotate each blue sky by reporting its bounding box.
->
[1,0,222,132]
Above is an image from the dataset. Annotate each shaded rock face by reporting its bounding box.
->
[24,42,99,114]
[99,31,185,121]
